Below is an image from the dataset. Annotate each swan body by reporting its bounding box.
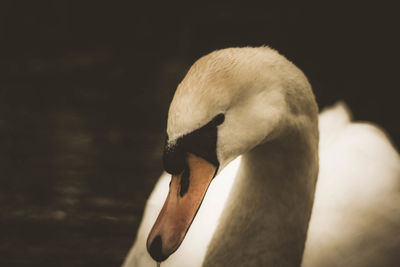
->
[122,47,400,267]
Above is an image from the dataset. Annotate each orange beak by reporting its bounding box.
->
[146,153,217,262]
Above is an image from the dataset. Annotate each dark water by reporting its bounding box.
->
[0,54,175,266]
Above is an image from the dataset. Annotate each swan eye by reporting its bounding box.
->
[212,113,225,126]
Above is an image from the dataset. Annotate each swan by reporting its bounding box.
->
[122,47,400,267]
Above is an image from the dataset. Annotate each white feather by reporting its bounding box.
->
[122,47,400,267]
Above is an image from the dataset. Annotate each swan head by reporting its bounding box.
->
[146,47,317,261]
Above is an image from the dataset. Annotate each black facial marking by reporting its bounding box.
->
[163,113,225,175]
[179,166,190,197]
[163,140,185,175]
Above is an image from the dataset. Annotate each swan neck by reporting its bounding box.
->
[204,125,319,267]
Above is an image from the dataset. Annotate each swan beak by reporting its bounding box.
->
[146,153,217,262]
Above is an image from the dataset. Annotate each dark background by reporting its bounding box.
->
[0,1,399,266]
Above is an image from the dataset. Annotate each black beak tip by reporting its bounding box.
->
[148,235,168,262]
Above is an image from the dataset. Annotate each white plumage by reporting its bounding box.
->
[123,47,400,267]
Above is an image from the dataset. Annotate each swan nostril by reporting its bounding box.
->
[179,167,190,197]
[148,235,167,262]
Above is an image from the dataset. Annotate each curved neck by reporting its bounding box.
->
[203,121,319,267]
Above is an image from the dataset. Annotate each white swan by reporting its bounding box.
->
[122,47,400,267]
